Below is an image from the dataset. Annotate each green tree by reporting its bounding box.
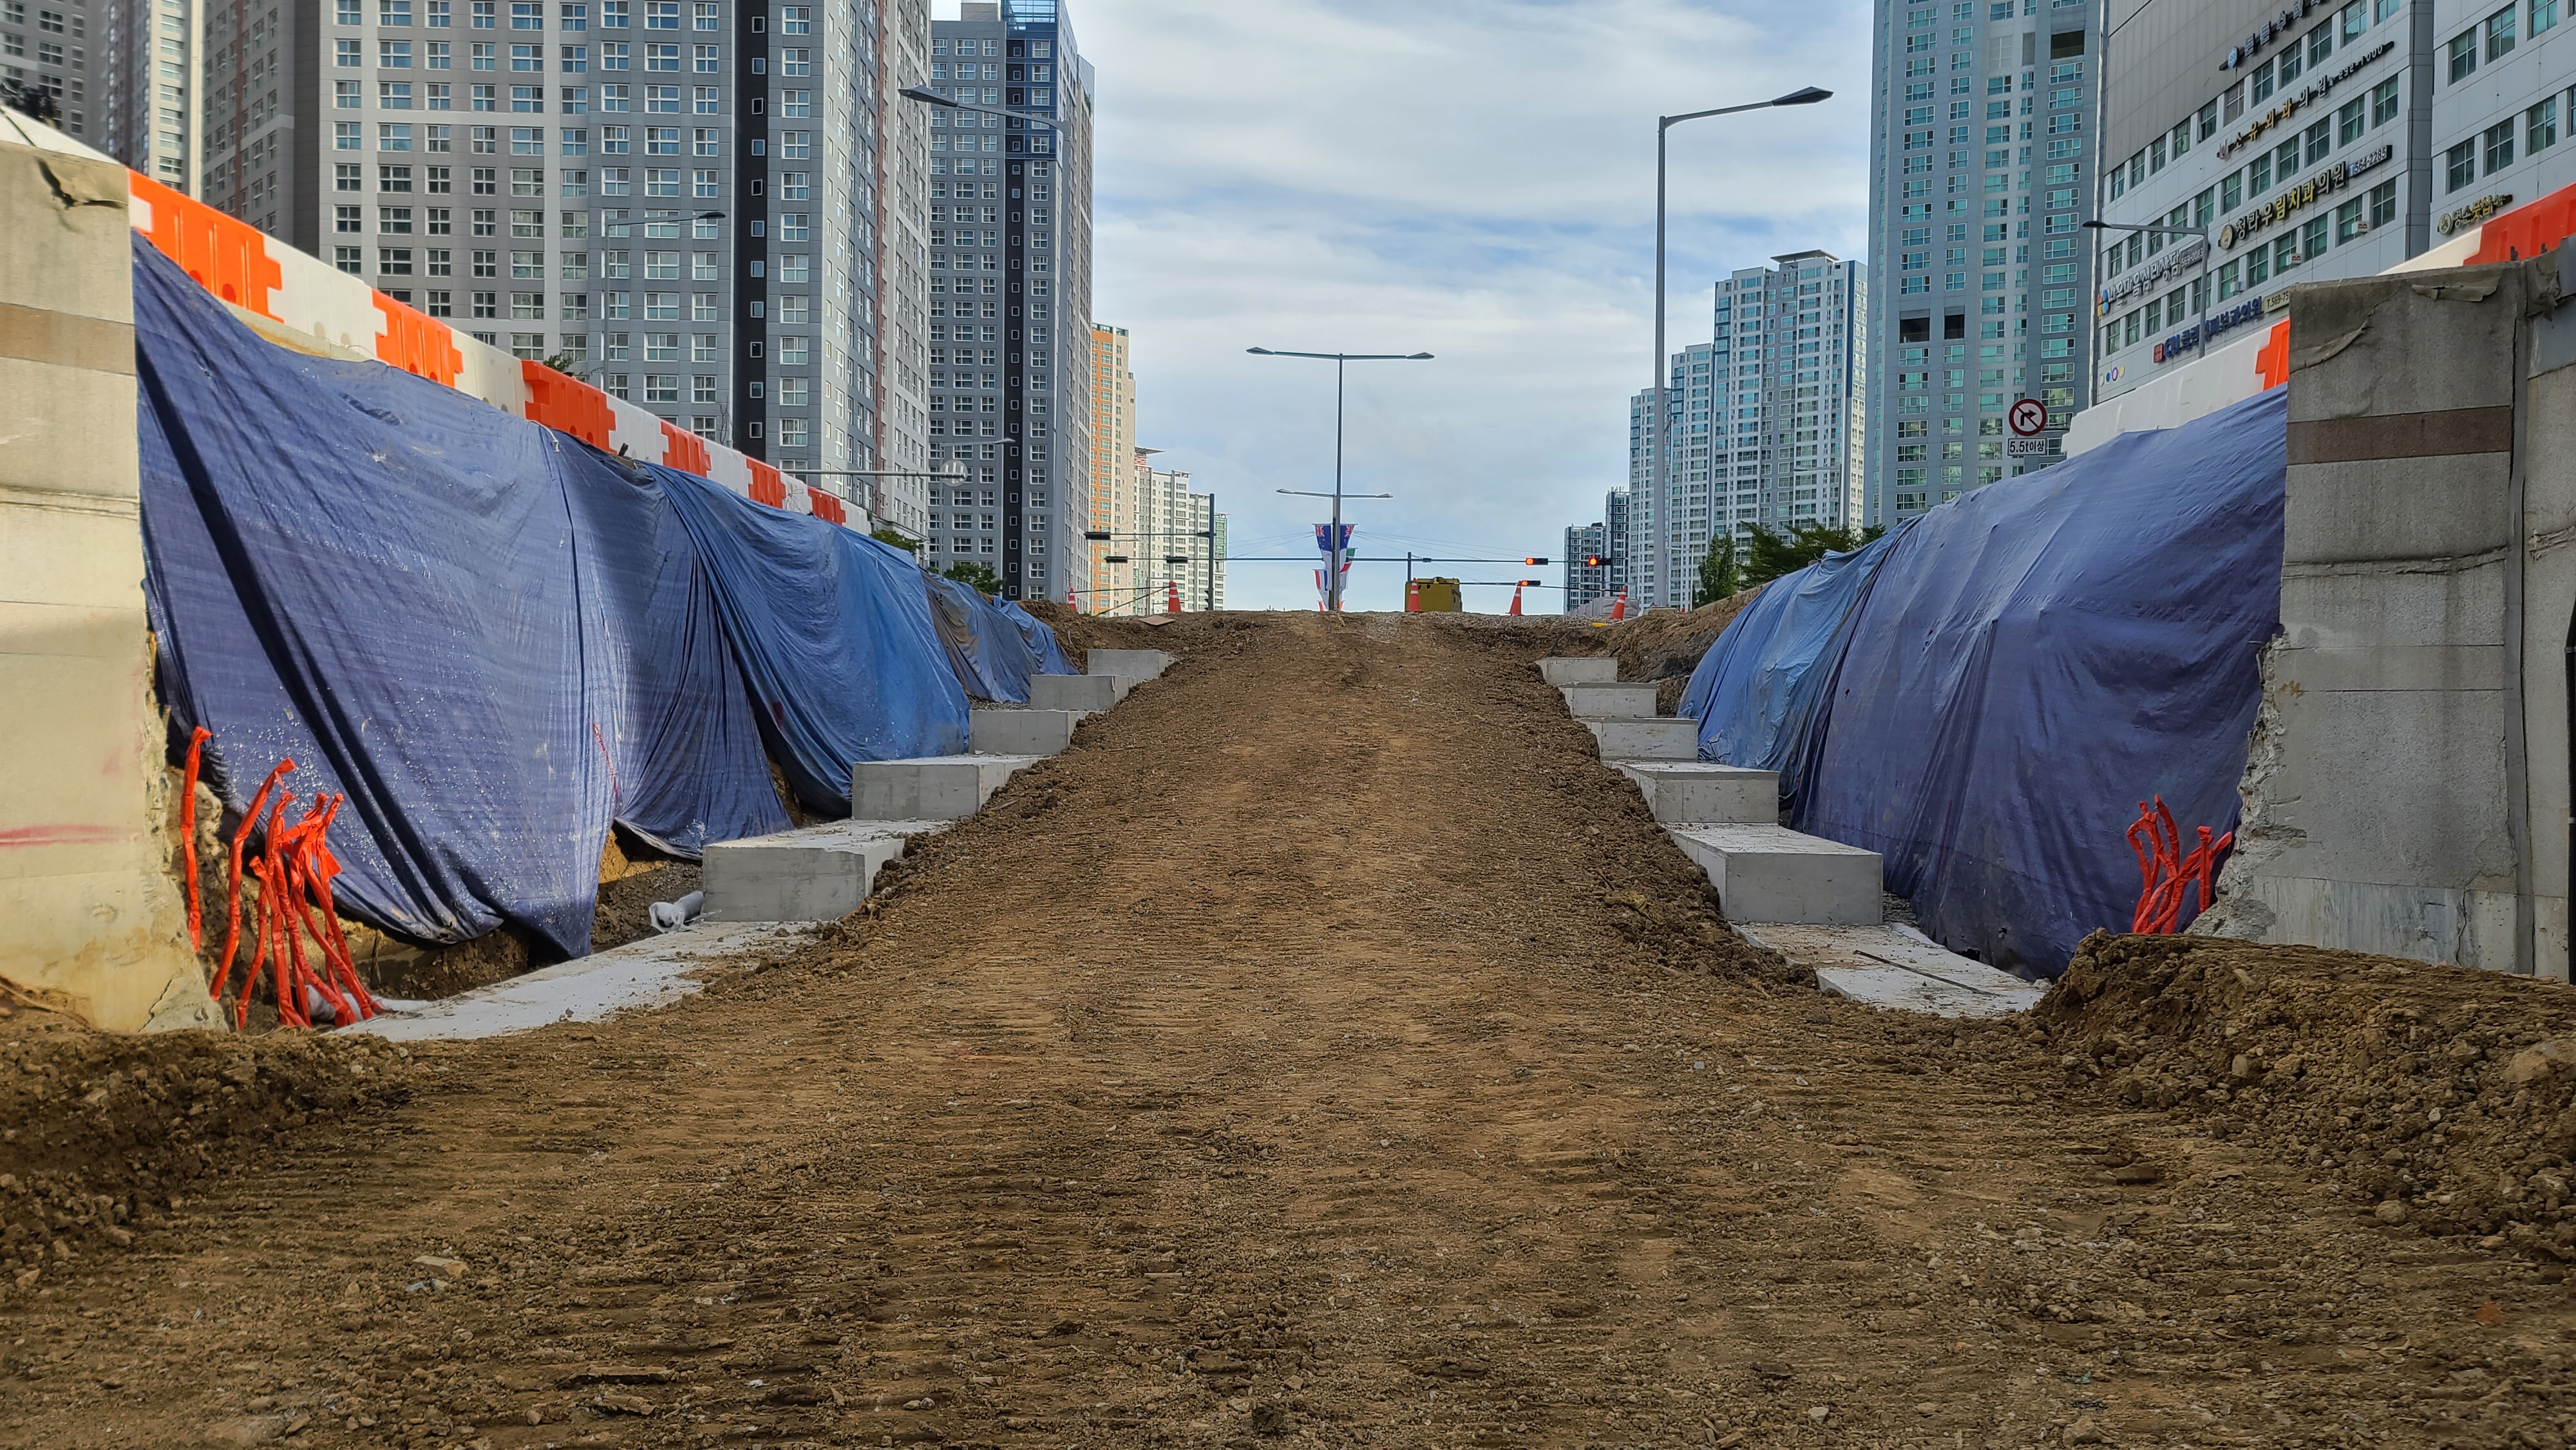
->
[943,560,1002,594]
[1740,522,1887,589]
[1692,530,1740,608]
[871,527,921,554]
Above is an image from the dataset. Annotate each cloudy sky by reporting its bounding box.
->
[1057,0,1877,612]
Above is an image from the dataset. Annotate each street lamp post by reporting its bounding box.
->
[1245,348,1432,611]
[2084,218,2212,371]
[1651,87,1828,603]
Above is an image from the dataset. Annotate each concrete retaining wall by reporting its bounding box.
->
[2197,250,2576,981]
[0,140,212,1030]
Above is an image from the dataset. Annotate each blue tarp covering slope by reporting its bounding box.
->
[1797,385,2287,975]
[925,574,1036,703]
[656,471,969,814]
[1678,527,1908,814]
[999,599,1075,677]
[133,238,786,956]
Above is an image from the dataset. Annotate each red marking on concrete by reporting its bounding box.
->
[374,294,466,386]
[805,487,846,525]
[130,171,283,320]
[0,824,125,848]
[660,419,712,477]
[522,359,617,447]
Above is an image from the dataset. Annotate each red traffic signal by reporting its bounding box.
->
[1523,556,1549,565]
[1583,554,1615,568]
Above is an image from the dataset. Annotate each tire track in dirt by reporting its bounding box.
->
[5,612,2575,1450]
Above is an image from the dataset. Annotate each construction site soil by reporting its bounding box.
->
[9,611,2576,1450]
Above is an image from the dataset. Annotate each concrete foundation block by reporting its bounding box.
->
[1030,673,1121,713]
[703,819,950,922]
[1584,717,1699,760]
[1561,682,1659,718]
[1669,824,1882,925]
[1538,656,1620,686]
[971,707,1081,757]
[1086,648,1175,680]
[849,754,1042,821]
[1738,923,2043,1018]
[1616,761,1779,824]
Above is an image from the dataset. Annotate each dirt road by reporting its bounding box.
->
[8,612,2576,1449]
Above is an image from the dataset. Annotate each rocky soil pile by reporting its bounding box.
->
[2040,930,2576,1260]
[0,1005,418,1291]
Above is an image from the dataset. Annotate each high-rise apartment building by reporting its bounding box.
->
[1624,342,1712,610]
[1866,0,2103,525]
[1562,518,1609,613]
[5,0,202,188]
[868,0,931,537]
[2089,0,2576,402]
[191,0,909,518]
[1712,250,1868,535]
[1107,451,1218,614]
[916,0,1091,601]
[1086,320,1132,611]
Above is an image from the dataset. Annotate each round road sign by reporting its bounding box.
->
[2008,397,2049,437]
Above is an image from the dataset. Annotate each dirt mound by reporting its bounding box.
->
[0,1006,419,1290]
[2040,931,2576,1257]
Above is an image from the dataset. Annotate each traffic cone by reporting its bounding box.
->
[1508,583,1523,616]
[1609,588,1628,621]
[1066,583,1077,614]
[1405,579,1422,614]
[1166,580,1182,615]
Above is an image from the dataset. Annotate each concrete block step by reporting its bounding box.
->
[1086,648,1175,680]
[971,706,1082,757]
[1739,923,2045,1019]
[850,753,1042,821]
[703,819,952,923]
[1561,682,1659,718]
[1616,761,1778,824]
[1669,824,1882,925]
[1584,717,1698,761]
[1031,673,1124,712]
[1537,655,1620,686]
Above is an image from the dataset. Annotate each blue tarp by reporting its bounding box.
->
[656,469,969,815]
[1797,386,2287,974]
[925,574,1036,703]
[133,238,788,956]
[999,599,1076,677]
[1679,526,1909,814]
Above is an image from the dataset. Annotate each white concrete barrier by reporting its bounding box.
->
[1739,922,2044,1018]
[701,818,950,922]
[1086,648,1174,680]
[851,754,1043,821]
[1560,682,1659,719]
[1537,656,1620,686]
[1031,673,1122,713]
[1616,762,1777,824]
[971,707,1082,757]
[1584,718,1699,761]
[1669,824,1882,925]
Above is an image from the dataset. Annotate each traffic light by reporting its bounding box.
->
[1584,554,1616,568]
[1523,556,1550,565]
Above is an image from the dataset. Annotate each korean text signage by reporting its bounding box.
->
[2438,194,2514,234]
[2221,0,2325,70]
[2218,41,2394,158]
[2098,238,2209,314]
[2150,298,2267,364]
[2215,144,2391,249]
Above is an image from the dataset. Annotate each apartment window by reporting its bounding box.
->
[778,46,807,75]
[2215,258,2242,299]
[779,88,809,117]
[336,121,363,149]
[337,0,361,21]
[471,291,499,318]
[428,205,453,231]
[691,0,714,27]
[645,0,674,24]
[379,246,415,274]
[381,38,415,66]
[2536,0,2561,32]
[510,41,539,68]
[2532,97,2560,155]
[511,249,542,276]
[2369,178,2397,229]
[2304,118,2331,166]
[645,84,679,110]
[2341,0,2365,39]
[645,40,676,67]
[2371,76,2398,128]
[511,167,545,195]
[600,39,627,66]
[2302,215,2329,261]
[511,124,542,152]
[560,42,585,69]
[472,249,498,276]
[776,252,806,283]
[511,0,538,24]
[645,375,678,402]
[336,246,365,274]
[473,208,498,233]
[690,126,717,156]
[2334,197,2363,243]
[777,211,808,241]
[2487,5,2516,58]
[777,3,806,29]
[2485,118,2516,174]
[2338,98,2365,146]
[2221,169,2242,212]
[601,0,625,22]
[778,171,808,200]
[430,44,453,71]
[473,165,498,194]
[778,294,808,324]
[691,41,715,70]
[337,162,365,191]
[561,86,587,110]
[336,80,361,108]
[692,86,716,113]
[334,204,363,232]
[2448,27,2479,80]
[472,42,495,68]
[428,164,454,191]
[471,0,495,23]
[379,163,413,189]
[429,0,451,23]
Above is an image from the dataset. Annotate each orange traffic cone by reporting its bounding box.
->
[1066,583,1077,614]
[1608,588,1628,621]
[1166,580,1182,615]
[1508,583,1523,616]
[1405,579,1422,614]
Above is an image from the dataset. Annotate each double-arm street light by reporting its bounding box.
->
[1246,348,1430,612]
[1651,87,1829,574]
[2085,218,2211,369]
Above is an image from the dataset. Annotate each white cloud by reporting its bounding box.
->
[1068,0,1875,610]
